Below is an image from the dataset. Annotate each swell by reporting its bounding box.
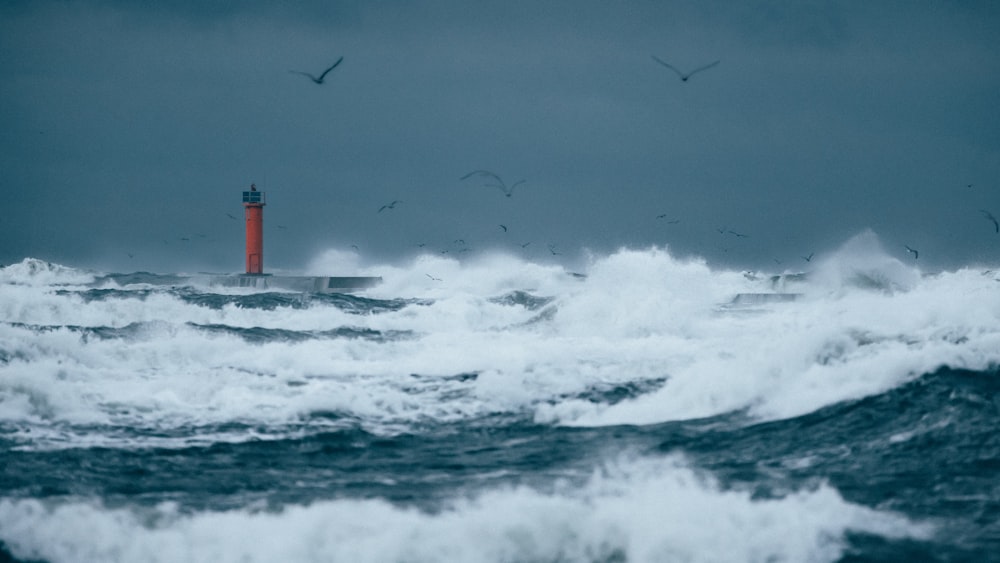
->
[1,367,997,559]
[659,366,1000,557]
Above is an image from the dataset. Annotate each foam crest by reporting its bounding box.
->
[538,262,1000,426]
[808,230,922,294]
[307,248,575,299]
[552,246,747,337]
[0,456,931,563]
[0,258,95,286]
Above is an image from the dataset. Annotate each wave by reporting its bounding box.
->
[0,455,931,563]
[2,234,999,448]
[0,258,96,287]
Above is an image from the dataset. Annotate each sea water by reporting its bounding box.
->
[1,234,998,562]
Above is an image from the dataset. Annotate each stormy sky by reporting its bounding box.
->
[1,1,998,274]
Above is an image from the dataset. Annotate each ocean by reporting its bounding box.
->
[1,236,998,562]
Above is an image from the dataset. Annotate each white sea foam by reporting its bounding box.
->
[0,258,96,287]
[0,455,932,563]
[2,234,999,449]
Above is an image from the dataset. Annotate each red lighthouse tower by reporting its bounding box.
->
[243,185,265,274]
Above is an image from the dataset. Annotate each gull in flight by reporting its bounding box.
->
[905,245,919,259]
[460,170,524,197]
[290,56,344,85]
[651,55,720,82]
[980,209,999,233]
[802,252,814,262]
[378,200,401,213]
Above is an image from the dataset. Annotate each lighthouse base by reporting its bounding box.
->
[206,274,382,293]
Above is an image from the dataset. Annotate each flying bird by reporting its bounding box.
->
[727,230,749,238]
[802,252,814,262]
[426,274,442,282]
[980,209,999,233]
[289,56,344,85]
[905,245,919,259]
[378,200,401,213]
[499,224,508,232]
[651,55,720,82]
[226,213,238,221]
[460,170,524,197]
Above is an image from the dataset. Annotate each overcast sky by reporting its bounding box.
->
[1,0,998,273]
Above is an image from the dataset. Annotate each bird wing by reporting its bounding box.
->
[289,70,319,81]
[981,210,999,232]
[686,60,720,78]
[460,170,503,183]
[650,55,686,80]
[317,56,344,81]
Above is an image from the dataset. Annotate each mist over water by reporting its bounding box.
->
[1,231,998,562]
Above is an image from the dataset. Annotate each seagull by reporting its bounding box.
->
[378,200,401,213]
[651,55,720,82]
[226,213,238,220]
[802,252,814,262]
[289,56,344,85]
[727,230,749,238]
[905,245,919,259]
[426,274,442,282]
[520,242,531,248]
[499,224,508,232]
[548,244,561,255]
[980,209,999,233]
[460,170,524,197]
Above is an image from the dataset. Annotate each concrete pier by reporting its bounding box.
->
[207,274,382,293]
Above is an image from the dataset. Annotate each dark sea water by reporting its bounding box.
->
[1,240,998,562]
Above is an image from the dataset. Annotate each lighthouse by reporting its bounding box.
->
[215,185,380,292]
[243,185,265,274]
